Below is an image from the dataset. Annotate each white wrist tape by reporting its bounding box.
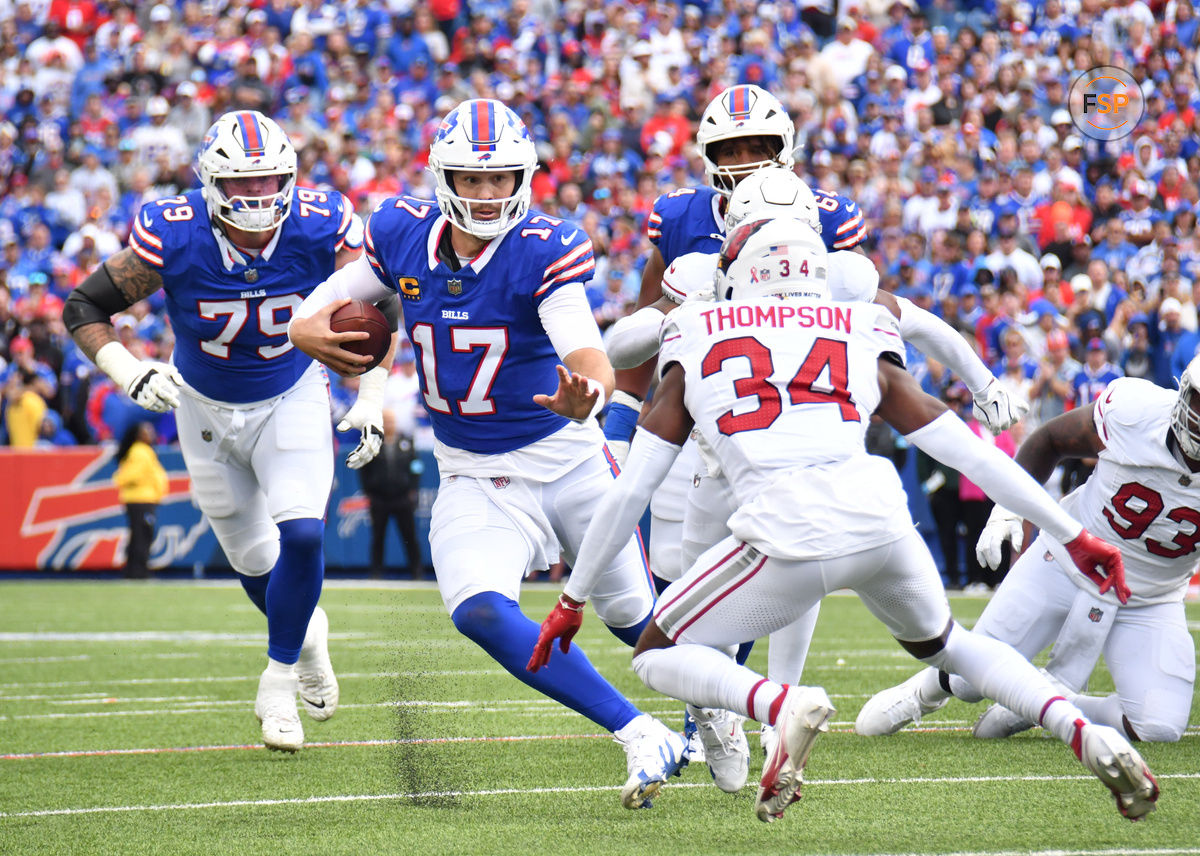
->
[95,341,143,391]
[356,364,388,407]
[578,377,606,422]
[563,427,681,602]
[610,389,643,413]
[904,412,1082,543]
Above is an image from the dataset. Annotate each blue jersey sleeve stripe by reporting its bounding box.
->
[833,225,868,249]
[535,258,595,296]
[132,216,163,249]
[835,212,863,235]
[335,196,353,239]
[363,219,383,268]
[543,241,593,280]
[129,234,164,267]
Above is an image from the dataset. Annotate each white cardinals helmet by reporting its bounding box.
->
[715,217,828,302]
[725,166,820,233]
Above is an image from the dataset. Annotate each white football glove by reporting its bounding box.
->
[95,342,182,413]
[972,378,1029,435]
[975,504,1024,571]
[338,365,387,469]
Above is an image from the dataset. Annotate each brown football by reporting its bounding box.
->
[329,299,391,371]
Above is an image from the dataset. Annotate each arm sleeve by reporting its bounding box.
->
[895,296,995,394]
[904,411,1082,543]
[291,254,394,321]
[562,427,682,602]
[538,282,604,360]
[604,306,665,369]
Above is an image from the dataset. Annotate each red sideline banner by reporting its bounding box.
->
[0,447,435,573]
[0,447,198,571]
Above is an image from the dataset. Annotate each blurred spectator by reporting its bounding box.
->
[3,336,54,447]
[113,421,167,579]
[1027,328,1080,433]
[357,410,425,580]
[167,81,211,148]
[129,96,189,180]
[1072,337,1123,409]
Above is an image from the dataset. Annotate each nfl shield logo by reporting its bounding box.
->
[491,476,510,490]
[244,269,259,283]
[1088,607,1104,623]
[448,279,463,295]
[201,429,213,442]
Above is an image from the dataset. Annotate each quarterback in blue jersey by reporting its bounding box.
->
[289,99,687,809]
[63,110,387,753]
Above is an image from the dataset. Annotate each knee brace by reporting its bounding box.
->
[229,536,280,577]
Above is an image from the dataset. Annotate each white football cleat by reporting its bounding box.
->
[973,703,1034,739]
[687,704,750,793]
[755,686,835,823]
[255,667,304,752]
[297,606,339,721]
[683,707,705,764]
[1076,722,1160,821]
[854,669,948,736]
[615,714,689,809]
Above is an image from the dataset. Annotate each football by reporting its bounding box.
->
[329,299,391,371]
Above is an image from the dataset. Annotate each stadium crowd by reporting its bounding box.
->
[0,0,1195,467]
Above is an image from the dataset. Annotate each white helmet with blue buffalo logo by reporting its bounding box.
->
[696,85,795,196]
[428,99,538,239]
[196,110,297,233]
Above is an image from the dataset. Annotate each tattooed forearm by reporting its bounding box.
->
[105,248,165,304]
[69,249,165,361]
[72,322,119,361]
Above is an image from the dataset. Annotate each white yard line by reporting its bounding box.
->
[1,775,1198,826]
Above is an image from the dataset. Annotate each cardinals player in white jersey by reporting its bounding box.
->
[604,167,1030,764]
[857,368,1200,744]
[531,217,1159,824]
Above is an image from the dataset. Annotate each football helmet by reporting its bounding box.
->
[725,167,819,233]
[696,85,795,195]
[1171,354,1200,460]
[715,217,827,302]
[196,110,297,233]
[661,251,719,305]
[428,99,537,239]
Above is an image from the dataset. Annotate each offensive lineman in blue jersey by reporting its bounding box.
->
[63,111,391,753]
[288,99,688,809]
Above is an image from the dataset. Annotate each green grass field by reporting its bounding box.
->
[1,581,1197,856]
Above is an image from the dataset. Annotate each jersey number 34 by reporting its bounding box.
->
[702,336,859,435]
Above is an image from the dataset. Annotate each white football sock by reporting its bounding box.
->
[932,624,1086,745]
[633,644,786,723]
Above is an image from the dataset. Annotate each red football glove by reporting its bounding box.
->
[1065,529,1130,605]
[526,595,586,672]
